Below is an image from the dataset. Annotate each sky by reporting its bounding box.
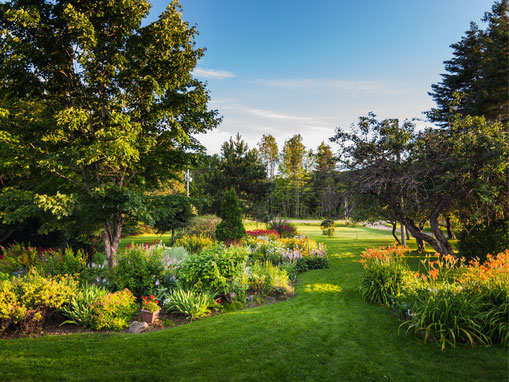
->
[148,0,495,155]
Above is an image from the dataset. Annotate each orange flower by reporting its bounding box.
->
[429,269,439,279]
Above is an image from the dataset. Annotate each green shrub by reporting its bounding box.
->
[163,288,218,319]
[60,283,109,328]
[178,244,249,298]
[89,289,137,330]
[0,271,78,334]
[40,247,87,276]
[184,216,220,239]
[215,188,246,243]
[174,234,213,254]
[249,261,294,296]
[321,219,336,237]
[457,219,508,262]
[111,243,165,298]
[0,244,45,274]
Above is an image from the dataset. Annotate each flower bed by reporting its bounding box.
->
[359,245,509,349]
[0,232,328,337]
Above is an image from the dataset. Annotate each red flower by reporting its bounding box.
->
[216,298,221,304]
[150,295,155,299]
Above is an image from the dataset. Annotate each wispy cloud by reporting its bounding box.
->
[193,68,235,79]
[259,78,383,92]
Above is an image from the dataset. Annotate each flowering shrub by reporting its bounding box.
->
[141,295,160,312]
[267,218,298,238]
[89,289,137,330]
[246,229,280,240]
[0,244,87,277]
[174,234,214,254]
[359,246,509,349]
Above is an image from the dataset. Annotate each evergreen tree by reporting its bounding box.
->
[193,134,270,217]
[428,0,508,124]
[215,188,246,243]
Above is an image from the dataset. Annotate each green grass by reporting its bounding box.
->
[0,225,507,381]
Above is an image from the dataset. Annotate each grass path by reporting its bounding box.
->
[0,226,507,381]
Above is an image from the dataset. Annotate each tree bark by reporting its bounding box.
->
[103,213,124,267]
[400,221,407,246]
[445,215,456,239]
[429,210,455,255]
[391,222,400,244]
[402,217,454,255]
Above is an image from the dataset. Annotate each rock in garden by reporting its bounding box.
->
[128,321,148,334]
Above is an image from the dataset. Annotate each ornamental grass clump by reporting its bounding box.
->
[60,283,109,328]
[164,288,218,320]
[267,218,297,238]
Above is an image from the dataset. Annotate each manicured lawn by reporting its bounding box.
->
[0,225,507,381]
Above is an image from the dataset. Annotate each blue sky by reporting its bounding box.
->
[149,0,494,154]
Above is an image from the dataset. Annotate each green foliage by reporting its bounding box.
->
[40,247,87,276]
[174,234,213,254]
[183,216,220,239]
[192,134,270,217]
[0,271,78,334]
[320,219,336,237]
[178,244,248,297]
[60,283,109,328]
[248,261,294,296]
[150,195,193,237]
[163,288,218,320]
[359,246,409,307]
[457,219,508,262]
[111,244,165,298]
[89,289,137,331]
[428,0,508,124]
[0,0,220,264]
[215,188,246,242]
[267,218,297,238]
[0,244,43,274]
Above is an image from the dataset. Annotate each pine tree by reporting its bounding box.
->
[215,188,246,243]
[428,0,508,124]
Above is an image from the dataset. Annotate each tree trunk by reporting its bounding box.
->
[429,210,455,255]
[103,213,124,267]
[402,217,454,255]
[400,221,407,246]
[295,182,300,218]
[391,222,400,244]
[446,215,456,239]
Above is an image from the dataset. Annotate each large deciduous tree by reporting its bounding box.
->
[280,134,307,218]
[0,0,220,266]
[330,113,508,255]
[257,134,278,180]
